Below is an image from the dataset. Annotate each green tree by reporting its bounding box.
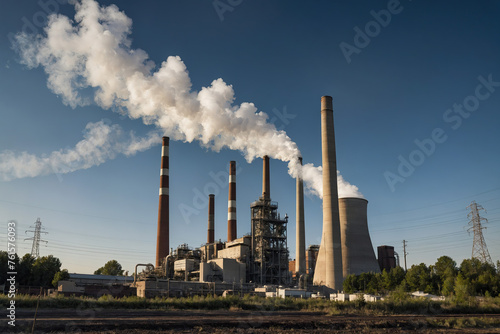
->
[442,275,455,296]
[52,269,70,288]
[392,266,406,285]
[432,256,457,295]
[405,263,433,293]
[454,273,473,305]
[459,258,498,296]
[382,266,406,291]
[31,255,62,287]
[381,269,392,291]
[433,256,457,278]
[18,253,35,285]
[343,274,358,293]
[94,260,124,276]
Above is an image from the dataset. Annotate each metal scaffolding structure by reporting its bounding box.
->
[250,196,288,285]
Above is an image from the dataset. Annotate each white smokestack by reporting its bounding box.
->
[5,0,363,199]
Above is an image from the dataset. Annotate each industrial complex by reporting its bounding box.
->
[58,96,396,298]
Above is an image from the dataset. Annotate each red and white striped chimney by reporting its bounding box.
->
[207,194,215,244]
[227,161,237,242]
[155,136,169,268]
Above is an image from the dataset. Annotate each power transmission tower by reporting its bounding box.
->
[402,240,408,271]
[467,201,493,265]
[25,218,48,259]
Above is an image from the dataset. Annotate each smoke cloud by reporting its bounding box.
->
[8,0,363,198]
[0,120,161,181]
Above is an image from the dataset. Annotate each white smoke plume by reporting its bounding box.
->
[0,120,161,181]
[8,0,363,198]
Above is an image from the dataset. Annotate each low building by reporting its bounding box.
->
[277,288,308,299]
[199,258,245,283]
[57,273,135,297]
[330,292,349,301]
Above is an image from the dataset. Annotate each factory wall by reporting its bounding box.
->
[200,258,246,283]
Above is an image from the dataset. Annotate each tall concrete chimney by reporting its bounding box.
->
[227,161,237,242]
[156,136,169,268]
[208,194,215,244]
[313,96,343,290]
[295,157,306,274]
[262,155,270,200]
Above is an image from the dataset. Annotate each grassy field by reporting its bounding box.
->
[3,293,500,315]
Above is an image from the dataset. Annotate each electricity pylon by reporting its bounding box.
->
[467,201,493,265]
[25,218,48,259]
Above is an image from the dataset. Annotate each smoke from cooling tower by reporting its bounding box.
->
[5,0,363,199]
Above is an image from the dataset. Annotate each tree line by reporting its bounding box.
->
[343,256,500,297]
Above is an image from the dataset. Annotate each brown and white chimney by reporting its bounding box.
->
[227,161,237,242]
[156,136,170,268]
[262,155,270,200]
[207,194,215,244]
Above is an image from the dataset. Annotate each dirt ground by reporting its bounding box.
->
[3,309,500,333]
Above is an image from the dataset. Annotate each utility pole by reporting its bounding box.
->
[25,218,48,259]
[467,201,493,265]
[402,240,408,271]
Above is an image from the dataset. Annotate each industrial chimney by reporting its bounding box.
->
[262,155,270,200]
[339,197,380,277]
[313,96,343,290]
[156,136,170,268]
[295,157,306,274]
[208,194,215,244]
[227,161,237,242]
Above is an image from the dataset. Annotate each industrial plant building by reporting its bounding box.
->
[129,96,395,297]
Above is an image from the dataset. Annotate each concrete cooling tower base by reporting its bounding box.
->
[339,197,380,277]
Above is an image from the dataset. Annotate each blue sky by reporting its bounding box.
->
[1,0,499,274]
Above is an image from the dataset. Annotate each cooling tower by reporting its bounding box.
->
[313,96,343,290]
[227,161,237,242]
[295,157,306,274]
[208,194,215,244]
[339,197,380,277]
[156,136,169,268]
